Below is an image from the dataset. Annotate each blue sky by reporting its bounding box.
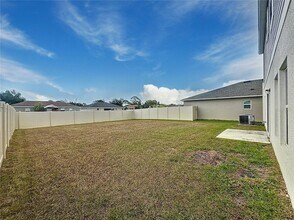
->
[0,0,262,104]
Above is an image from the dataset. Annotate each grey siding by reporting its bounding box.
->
[264,0,285,78]
[262,0,294,208]
[184,97,263,121]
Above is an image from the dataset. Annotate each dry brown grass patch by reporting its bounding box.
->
[190,150,226,166]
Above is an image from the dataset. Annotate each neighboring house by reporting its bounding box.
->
[12,101,80,112]
[258,0,294,207]
[182,79,263,121]
[125,104,138,110]
[84,101,123,111]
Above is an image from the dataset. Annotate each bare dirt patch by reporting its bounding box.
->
[230,166,270,179]
[233,196,247,208]
[230,168,255,179]
[255,166,270,179]
[191,150,226,166]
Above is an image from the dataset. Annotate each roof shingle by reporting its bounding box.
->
[12,101,77,107]
[86,101,121,108]
[182,79,263,101]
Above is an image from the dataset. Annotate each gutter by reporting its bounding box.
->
[182,95,263,102]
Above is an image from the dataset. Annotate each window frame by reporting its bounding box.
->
[285,68,289,145]
[243,100,252,110]
[266,0,274,42]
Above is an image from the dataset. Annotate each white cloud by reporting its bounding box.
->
[166,0,200,17]
[59,1,146,61]
[140,84,207,105]
[85,87,96,93]
[194,0,262,86]
[222,80,245,87]
[0,57,73,95]
[0,15,55,58]
[21,91,56,101]
[0,84,56,101]
[152,63,161,71]
[144,63,165,78]
[218,0,257,23]
[45,81,73,95]
[204,54,263,83]
[159,0,256,25]
[195,31,256,63]
[0,57,46,83]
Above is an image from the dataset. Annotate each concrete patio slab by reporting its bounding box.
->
[217,129,270,144]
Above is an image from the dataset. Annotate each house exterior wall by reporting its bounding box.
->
[263,0,285,77]
[82,107,123,111]
[183,97,263,121]
[13,106,80,112]
[262,0,294,207]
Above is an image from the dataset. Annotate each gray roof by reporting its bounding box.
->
[87,101,121,108]
[182,79,263,102]
[12,101,77,107]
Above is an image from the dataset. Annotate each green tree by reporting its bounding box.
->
[130,96,142,105]
[110,98,127,107]
[93,100,105,103]
[0,90,25,104]
[69,101,84,107]
[33,103,46,111]
[143,100,159,108]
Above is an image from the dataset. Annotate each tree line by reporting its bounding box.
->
[71,96,163,109]
[0,90,168,109]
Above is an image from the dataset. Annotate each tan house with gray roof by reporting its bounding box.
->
[182,79,263,121]
[12,101,80,112]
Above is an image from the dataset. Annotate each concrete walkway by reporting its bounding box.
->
[217,129,270,144]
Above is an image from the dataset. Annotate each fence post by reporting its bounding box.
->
[0,102,5,161]
[5,104,9,148]
[17,112,20,129]
[50,111,52,127]
[140,109,143,120]
[74,111,76,124]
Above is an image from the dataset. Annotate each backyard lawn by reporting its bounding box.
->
[0,120,293,219]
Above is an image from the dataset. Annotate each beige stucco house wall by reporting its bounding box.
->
[184,97,263,121]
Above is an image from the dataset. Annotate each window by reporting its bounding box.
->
[279,58,288,145]
[269,0,273,28]
[266,0,274,41]
[285,68,289,144]
[243,100,251,109]
[274,74,279,136]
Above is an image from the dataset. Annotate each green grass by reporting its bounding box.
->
[0,120,293,219]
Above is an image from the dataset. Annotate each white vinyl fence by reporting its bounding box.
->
[16,110,134,129]
[0,102,17,167]
[0,105,197,167]
[16,106,197,129]
[134,106,197,121]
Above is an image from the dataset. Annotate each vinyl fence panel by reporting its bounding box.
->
[0,102,17,167]
[51,111,75,126]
